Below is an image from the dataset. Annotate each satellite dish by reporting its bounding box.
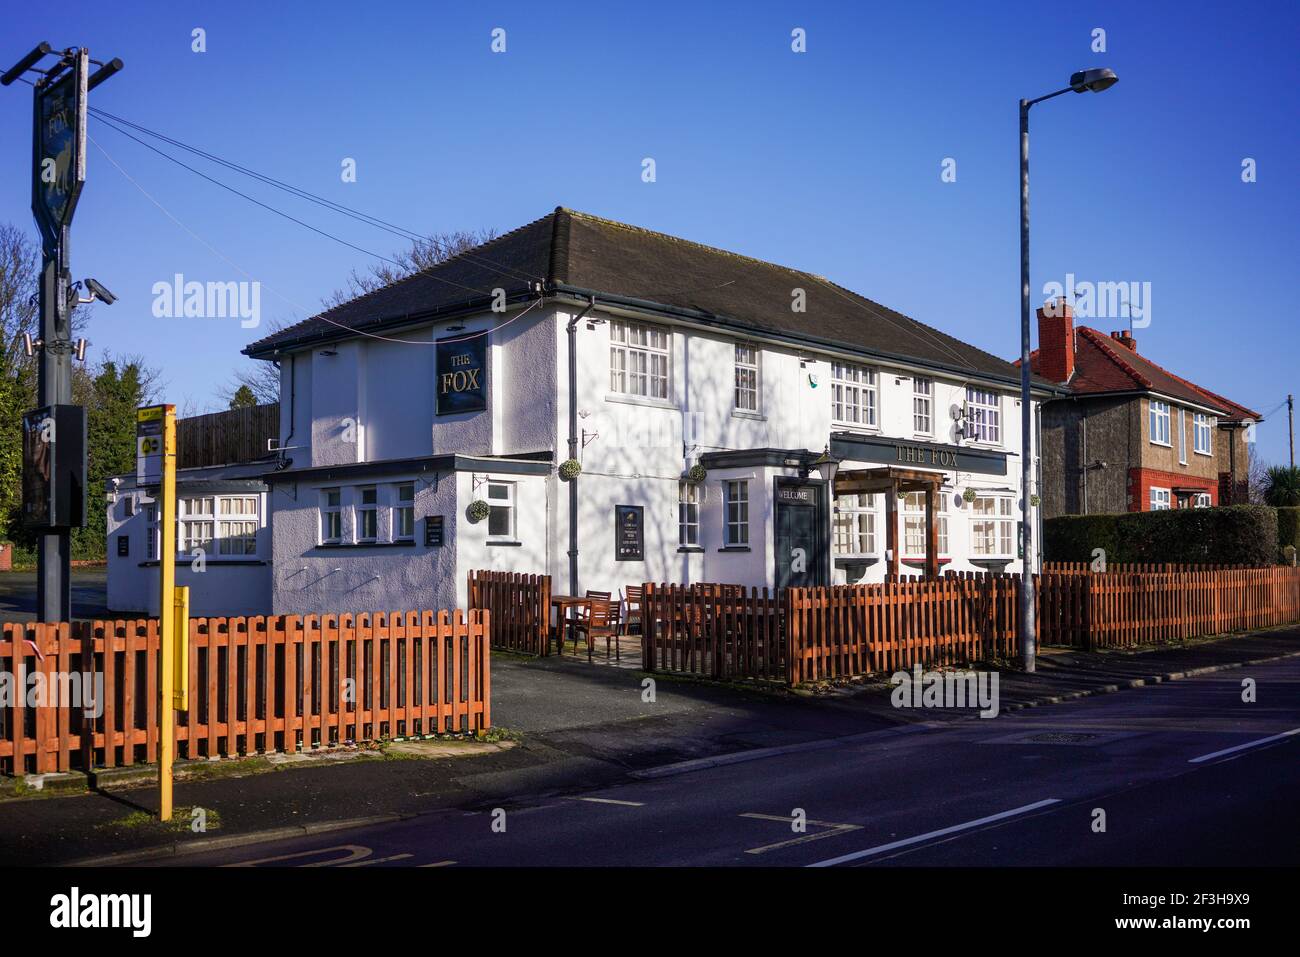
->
[950,403,964,421]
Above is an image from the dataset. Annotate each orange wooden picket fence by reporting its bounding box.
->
[1038,566,1300,648]
[0,609,490,777]
[786,575,1019,683]
[468,570,551,655]
[643,566,1300,684]
[640,583,784,680]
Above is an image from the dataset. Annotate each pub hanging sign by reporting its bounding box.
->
[436,333,487,416]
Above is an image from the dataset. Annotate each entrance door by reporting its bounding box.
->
[774,479,827,589]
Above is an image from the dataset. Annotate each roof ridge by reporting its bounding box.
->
[562,207,829,281]
[245,214,550,353]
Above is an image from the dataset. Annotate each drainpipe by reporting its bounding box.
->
[566,296,597,594]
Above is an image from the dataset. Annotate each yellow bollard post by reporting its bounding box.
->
[157,405,177,821]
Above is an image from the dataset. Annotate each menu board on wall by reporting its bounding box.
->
[615,505,643,561]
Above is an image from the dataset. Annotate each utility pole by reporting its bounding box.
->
[1279,395,1289,468]
[3,43,122,621]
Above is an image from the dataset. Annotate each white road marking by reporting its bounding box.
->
[341,853,413,867]
[576,797,645,807]
[740,813,862,854]
[807,799,1062,867]
[418,860,456,868]
[1188,727,1300,764]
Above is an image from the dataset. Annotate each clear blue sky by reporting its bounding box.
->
[2,1,1297,462]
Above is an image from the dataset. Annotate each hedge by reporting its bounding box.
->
[1278,507,1300,562]
[1043,505,1279,567]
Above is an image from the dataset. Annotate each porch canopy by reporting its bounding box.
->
[833,466,944,579]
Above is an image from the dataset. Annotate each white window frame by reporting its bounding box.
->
[1149,400,1171,447]
[217,495,259,556]
[902,491,948,557]
[970,494,1014,557]
[321,488,343,544]
[178,496,215,557]
[913,377,933,436]
[678,481,700,547]
[486,481,517,542]
[1193,413,1213,456]
[831,361,877,428]
[394,482,416,541]
[1149,487,1171,511]
[144,503,159,561]
[965,387,1001,445]
[609,320,670,401]
[724,480,749,547]
[355,486,379,543]
[834,493,877,557]
[733,344,760,414]
[1178,408,1187,464]
[1193,492,1212,508]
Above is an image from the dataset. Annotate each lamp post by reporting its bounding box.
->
[1018,67,1117,673]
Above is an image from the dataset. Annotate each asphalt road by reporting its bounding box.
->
[142,655,1300,867]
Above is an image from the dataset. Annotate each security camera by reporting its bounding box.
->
[80,278,117,305]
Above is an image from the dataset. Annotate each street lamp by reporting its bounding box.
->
[1018,67,1118,673]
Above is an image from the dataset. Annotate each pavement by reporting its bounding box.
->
[3,622,1296,867]
[0,567,112,621]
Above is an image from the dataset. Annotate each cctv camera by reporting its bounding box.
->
[83,278,117,305]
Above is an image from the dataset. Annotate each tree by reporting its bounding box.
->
[320,229,498,309]
[228,384,258,409]
[1264,465,1300,507]
[68,358,150,557]
[218,229,499,410]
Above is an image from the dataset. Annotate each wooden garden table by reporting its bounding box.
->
[549,594,591,655]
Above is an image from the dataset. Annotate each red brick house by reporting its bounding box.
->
[1026,298,1260,518]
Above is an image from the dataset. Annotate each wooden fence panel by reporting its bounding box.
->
[0,609,490,777]
[468,570,551,656]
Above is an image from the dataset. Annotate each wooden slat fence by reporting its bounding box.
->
[787,575,1019,683]
[1043,562,1246,575]
[468,570,551,655]
[0,609,489,777]
[640,583,783,680]
[643,566,1300,683]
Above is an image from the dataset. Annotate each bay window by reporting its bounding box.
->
[834,493,877,556]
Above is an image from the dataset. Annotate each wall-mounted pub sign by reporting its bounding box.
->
[615,505,643,561]
[436,334,486,416]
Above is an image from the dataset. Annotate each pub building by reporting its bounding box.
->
[107,208,1061,617]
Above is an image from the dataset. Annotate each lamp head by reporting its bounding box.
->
[1070,68,1119,93]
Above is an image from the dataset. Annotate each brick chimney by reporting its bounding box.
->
[1036,297,1074,383]
[1109,330,1137,352]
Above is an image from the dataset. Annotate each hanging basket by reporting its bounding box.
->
[962,487,978,503]
[687,463,707,484]
[467,499,490,523]
[1029,493,1041,508]
[559,458,582,481]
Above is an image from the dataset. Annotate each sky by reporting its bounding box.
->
[2,0,1297,462]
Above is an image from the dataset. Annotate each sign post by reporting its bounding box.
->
[138,404,178,820]
[3,42,123,622]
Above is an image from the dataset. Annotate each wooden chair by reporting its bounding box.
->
[572,596,616,662]
[622,586,644,641]
[572,591,612,656]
